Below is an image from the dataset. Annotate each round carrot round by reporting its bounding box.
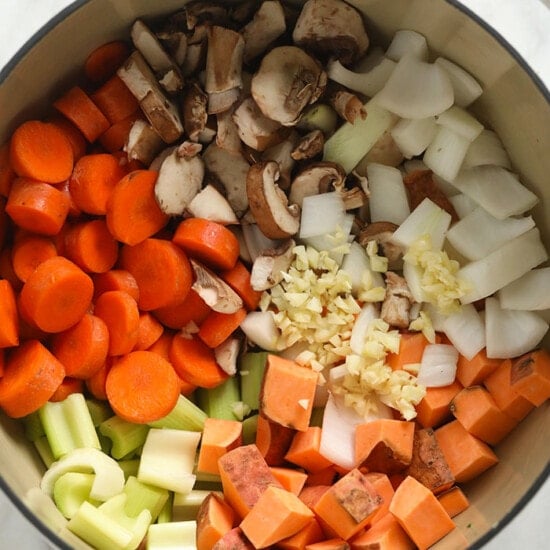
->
[173,218,240,271]
[11,234,58,282]
[105,350,181,424]
[84,40,131,83]
[49,377,85,402]
[19,255,94,333]
[153,289,211,330]
[85,359,111,401]
[92,269,140,302]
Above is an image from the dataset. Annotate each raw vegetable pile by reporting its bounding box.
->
[0,0,550,549]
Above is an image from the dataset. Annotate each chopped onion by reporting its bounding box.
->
[498,268,550,311]
[299,191,346,239]
[403,159,429,173]
[441,303,485,360]
[422,303,448,332]
[373,54,454,119]
[446,207,535,261]
[340,241,385,296]
[435,105,484,142]
[350,303,380,355]
[402,260,427,303]
[239,311,281,352]
[485,297,549,359]
[462,129,512,170]
[434,57,483,107]
[241,223,280,262]
[366,163,410,224]
[458,228,549,304]
[449,193,478,219]
[303,213,354,266]
[423,125,471,182]
[451,165,539,219]
[385,30,429,61]
[417,344,459,387]
[353,46,386,72]
[390,117,437,159]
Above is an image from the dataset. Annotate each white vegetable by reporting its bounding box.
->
[441,303,485,360]
[417,344,459,387]
[449,193,478,219]
[402,260,426,303]
[366,163,410,225]
[485,297,549,359]
[390,117,437,159]
[462,129,512,170]
[240,311,281,352]
[303,213,354,266]
[385,30,428,61]
[350,303,380,355]
[498,268,550,311]
[340,241,385,296]
[435,105,484,142]
[423,125,471,182]
[241,223,280,262]
[434,56,483,107]
[299,191,346,239]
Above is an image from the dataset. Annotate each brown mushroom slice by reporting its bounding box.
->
[216,107,242,154]
[242,0,287,63]
[156,30,188,66]
[339,186,368,211]
[329,88,367,124]
[358,221,404,267]
[181,40,207,77]
[208,88,241,115]
[250,239,296,291]
[380,271,414,329]
[187,184,239,225]
[250,46,327,127]
[292,0,369,66]
[246,161,300,240]
[190,259,243,314]
[185,1,229,30]
[288,161,346,207]
[124,119,164,166]
[291,129,325,161]
[182,81,208,142]
[261,132,300,191]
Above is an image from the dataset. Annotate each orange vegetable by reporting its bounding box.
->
[278,518,325,550]
[414,379,463,429]
[305,467,339,488]
[173,218,240,271]
[105,350,181,423]
[146,330,173,361]
[84,40,131,84]
[0,197,8,247]
[69,153,126,215]
[98,111,142,153]
[0,248,22,291]
[255,414,296,466]
[0,350,5,377]
[285,427,333,473]
[94,290,140,356]
[92,269,140,302]
[349,510,414,550]
[197,417,243,475]
[0,339,65,417]
[0,142,15,197]
[48,116,87,161]
[386,332,433,371]
[53,86,110,142]
[6,178,70,235]
[50,312,109,379]
[0,279,19,348]
[437,486,469,518]
[269,468,308,496]
[9,120,74,183]
[153,288,211,329]
[120,238,193,311]
[198,307,247,349]
[49,377,85,402]
[212,527,254,550]
[455,349,501,387]
[134,312,164,351]
[305,539,350,550]
[362,472,395,526]
[298,485,331,510]
[220,261,262,311]
[91,75,140,124]
[11,234,57,282]
[106,169,168,246]
[435,419,499,483]
[510,349,550,406]
[19,255,94,333]
[196,492,236,550]
[388,475,455,550]
[85,360,110,401]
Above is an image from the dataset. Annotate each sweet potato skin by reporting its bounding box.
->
[212,527,255,550]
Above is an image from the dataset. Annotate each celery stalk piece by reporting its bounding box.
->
[41,447,125,502]
[53,472,99,519]
[239,352,268,411]
[123,475,169,522]
[147,521,197,550]
[99,415,150,460]
[196,376,240,420]
[148,394,207,431]
[39,393,101,459]
[172,489,210,521]
[34,436,55,468]
[23,411,45,441]
[241,414,258,445]
[138,429,201,494]
[119,459,141,480]
[156,493,173,524]
[86,399,114,427]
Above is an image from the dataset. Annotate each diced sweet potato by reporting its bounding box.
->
[305,539,350,550]
[415,380,463,429]
[437,486,470,518]
[299,485,331,510]
[196,492,236,550]
[456,350,502,387]
[256,414,296,466]
[349,513,414,550]
[363,472,395,525]
[212,527,254,550]
[510,349,550,406]
[285,426,334,473]
[278,518,325,550]
[197,417,243,475]
[270,467,308,496]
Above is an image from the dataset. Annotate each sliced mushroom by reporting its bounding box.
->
[329,88,367,124]
[292,0,369,66]
[380,271,414,329]
[288,161,346,207]
[156,30,188,66]
[149,145,176,172]
[185,1,229,30]
[261,132,300,191]
[124,119,164,166]
[250,239,296,291]
[339,186,368,210]
[186,184,239,225]
[291,129,325,161]
[216,107,242,154]
[246,161,300,239]
[181,40,207,77]
[241,222,281,263]
[251,46,327,126]
[191,259,243,314]
[214,336,242,376]
[182,81,208,142]
[154,143,204,215]
[358,221,404,267]
[241,0,287,63]
[208,88,241,115]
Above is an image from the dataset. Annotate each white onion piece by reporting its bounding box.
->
[458,228,548,304]
[462,129,512,170]
[441,303,485,360]
[423,303,448,332]
[391,197,452,250]
[366,163,410,225]
[417,344,458,387]
[239,311,281,351]
[402,261,427,304]
[374,54,454,119]
[446,207,535,261]
[498,268,550,311]
[434,57,483,107]
[451,165,539,220]
[449,193,477,219]
[350,303,380,355]
[303,213,354,266]
[390,117,437,159]
[241,223,280,262]
[423,125,470,182]
[353,46,386,72]
[340,241,385,296]
[403,159,429,174]
[385,30,429,61]
[299,191,346,239]
[435,105,484,142]
[485,297,549,359]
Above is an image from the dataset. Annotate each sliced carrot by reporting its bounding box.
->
[105,350,180,423]
[16,294,47,341]
[11,234,57,282]
[170,333,229,389]
[278,517,325,550]
[0,248,22,291]
[196,492,236,550]
[106,169,168,246]
[48,116,88,161]
[50,312,109,379]
[0,339,65,417]
[256,414,296,466]
[94,290,140,356]
[53,86,110,142]
[92,269,140,302]
[98,110,142,153]
[49,377,85,402]
[220,261,262,311]
[133,312,164,351]
[437,486,469,518]
[56,179,82,219]
[198,307,247,349]
[85,359,111,401]
[349,513,414,550]
[0,197,8,248]
[270,467,308,496]
[197,417,243,475]
[6,178,70,235]
[84,40,131,84]
[19,255,94,333]
[153,288,211,330]
[173,218,240,271]
[510,349,550,406]
[146,329,173,361]
[91,75,140,124]
[120,238,193,311]
[69,153,126,215]
[0,279,19,347]
[285,427,334,473]
[0,142,15,197]
[456,349,501,387]
[386,332,434,371]
[414,379,463,429]
[0,350,5,377]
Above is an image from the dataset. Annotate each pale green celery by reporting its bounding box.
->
[172,490,210,521]
[53,472,99,519]
[196,376,240,420]
[99,415,150,460]
[119,459,140,480]
[146,521,197,550]
[148,394,206,431]
[309,407,325,428]
[241,414,258,445]
[156,493,173,524]
[34,436,55,468]
[239,352,268,411]
[98,432,113,456]
[23,411,44,441]
[123,475,169,522]
[86,399,113,427]
[39,393,100,459]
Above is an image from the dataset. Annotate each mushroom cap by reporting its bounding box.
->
[288,161,346,207]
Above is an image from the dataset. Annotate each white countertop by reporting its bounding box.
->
[0,0,549,548]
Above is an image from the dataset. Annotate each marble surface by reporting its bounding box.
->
[0,0,549,548]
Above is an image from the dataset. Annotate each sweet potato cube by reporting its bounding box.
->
[456,349,501,387]
[278,518,325,550]
[285,426,334,473]
[313,469,382,540]
[437,486,470,518]
[363,472,395,525]
[355,419,415,473]
[305,539,350,550]
[196,492,236,550]
[270,467,308,496]
[349,513,414,549]
[197,417,243,475]
[389,475,455,550]
[415,380,463,429]
[256,414,296,466]
[510,349,550,406]
[299,485,331,509]
[240,485,315,548]
[212,527,254,549]
[260,354,318,431]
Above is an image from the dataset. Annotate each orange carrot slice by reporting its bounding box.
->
[134,312,164,351]
[198,307,247,349]
[92,269,140,302]
[84,40,131,84]
[48,116,88,161]
[11,234,57,282]
[49,377,85,402]
[98,111,142,153]
[220,261,262,310]
[91,75,140,124]
[0,279,19,348]
[153,289,211,330]
[0,142,15,197]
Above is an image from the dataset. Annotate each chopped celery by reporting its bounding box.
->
[39,393,100,459]
[23,411,45,441]
[119,459,141,480]
[241,414,259,445]
[309,407,325,428]
[172,490,210,521]
[148,395,206,431]
[86,399,114,427]
[98,432,113,456]
[156,493,173,524]
[123,476,169,522]
[239,352,268,411]
[196,376,240,420]
[34,436,55,468]
[99,415,150,460]
[147,521,197,550]
[193,468,222,492]
[53,472,99,519]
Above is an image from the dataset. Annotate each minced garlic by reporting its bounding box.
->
[409,309,436,344]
